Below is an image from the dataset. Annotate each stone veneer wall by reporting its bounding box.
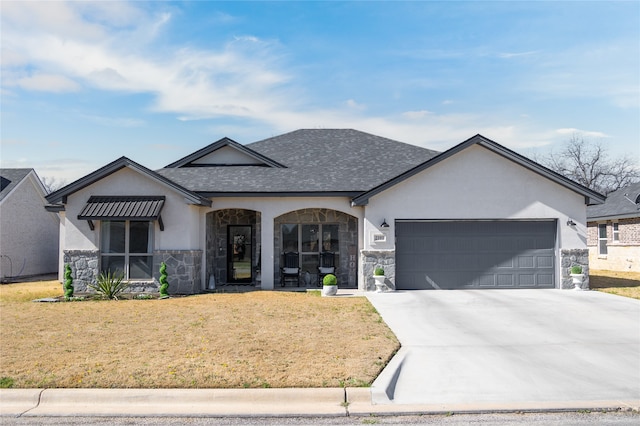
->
[206,209,260,286]
[63,250,99,292]
[152,250,202,294]
[560,248,589,289]
[63,249,202,294]
[274,209,358,288]
[361,250,396,291]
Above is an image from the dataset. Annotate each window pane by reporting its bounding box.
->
[599,240,608,255]
[282,224,299,252]
[130,221,151,253]
[302,224,319,252]
[598,224,607,239]
[101,256,125,276]
[100,221,125,253]
[322,224,339,252]
[129,256,153,279]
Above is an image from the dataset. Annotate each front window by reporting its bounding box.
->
[612,222,619,242]
[598,223,608,256]
[101,220,153,279]
[281,223,340,274]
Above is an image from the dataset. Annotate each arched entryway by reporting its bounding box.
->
[274,208,358,288]
[206,209,261,288]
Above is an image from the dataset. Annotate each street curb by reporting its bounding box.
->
[2,388,638,418]
[2,388,347,417]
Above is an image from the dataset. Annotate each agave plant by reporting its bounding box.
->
[88,270,129,300]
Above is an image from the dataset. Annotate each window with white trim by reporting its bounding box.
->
[598,223,608,256]
[100,220,153,279]
[612,222,619,242]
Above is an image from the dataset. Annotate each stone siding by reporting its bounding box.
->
[587,217,640,272]
[63,249,202,294]
[153,250,202,294]
[560,248,589,289]
[361,250,395,291]
[206,209,260,286]
[63,250,99,292]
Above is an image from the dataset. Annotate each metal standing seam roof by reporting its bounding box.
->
[77,196,166,220]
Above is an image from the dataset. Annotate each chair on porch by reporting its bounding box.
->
[280,252,300,287]
[317,251,336,287]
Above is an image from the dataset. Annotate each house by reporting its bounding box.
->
[587,182,640,272]
[44,129,604,293]
[0,168,59,281]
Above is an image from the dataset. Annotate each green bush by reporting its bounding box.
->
[322,274,337,286]
[88,270,129,300]
[570,265,583,274]
[63,263,74,300]
[374,266,384,276]
[159,262,169,298]
[0,377,14,388]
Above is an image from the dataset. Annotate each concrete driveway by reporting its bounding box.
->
[367,290,640,408]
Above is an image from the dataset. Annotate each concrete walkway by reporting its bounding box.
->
[367,289,640,408]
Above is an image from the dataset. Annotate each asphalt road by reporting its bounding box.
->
[2,412,639,425]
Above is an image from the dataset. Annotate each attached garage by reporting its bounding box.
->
[395,220,557,290]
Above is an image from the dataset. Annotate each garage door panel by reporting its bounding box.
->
[396,221,556,290]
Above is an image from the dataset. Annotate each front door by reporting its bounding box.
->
[228,225,252,283]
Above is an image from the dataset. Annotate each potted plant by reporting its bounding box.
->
[322,273,338,297]
[373,266,386,292]
[570,265,584,290]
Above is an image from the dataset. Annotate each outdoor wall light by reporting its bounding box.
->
[566,218,576,226]
[380,219,389,228]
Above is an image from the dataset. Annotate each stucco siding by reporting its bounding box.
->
[0,173,59,279]
[363,145,587,250]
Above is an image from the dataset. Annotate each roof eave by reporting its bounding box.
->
[352,134,606,206]
[45,157,211,207]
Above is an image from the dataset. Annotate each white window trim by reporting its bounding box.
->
[597,223,608,257]
[612,222,620,242]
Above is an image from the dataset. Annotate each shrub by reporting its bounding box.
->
[322,274,337,286]
[374,266,384,276]
[63,263,74,300]
[159,262,169,298]
[88,270,129,300]
[0,377,14,388]
[570,265,583,275]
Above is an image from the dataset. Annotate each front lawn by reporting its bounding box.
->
[0,281,399,389]
[590,270,640,300]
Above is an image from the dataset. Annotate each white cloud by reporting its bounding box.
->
[402,110,433,120]
[80,114,146,128]
[346,99,366,110]
[556,128,610,138]
[16,73,80,93]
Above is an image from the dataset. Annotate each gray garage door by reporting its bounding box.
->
[396,220,556,290]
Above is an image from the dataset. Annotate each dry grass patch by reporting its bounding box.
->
[590,270,640,300]
[0,282,399,389]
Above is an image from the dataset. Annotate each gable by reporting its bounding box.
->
[165,137,285,169]
[191,145,265,166]
[0,169,35,203]
[352,134,606,206]
[46,157,210,207]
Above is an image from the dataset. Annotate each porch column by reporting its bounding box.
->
[260,211,275,290]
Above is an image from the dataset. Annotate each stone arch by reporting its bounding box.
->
[274,208,358,288]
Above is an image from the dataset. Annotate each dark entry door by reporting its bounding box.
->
[395,220,556,290]
[228,225,252,283]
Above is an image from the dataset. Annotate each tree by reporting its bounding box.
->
[40,176,66,194]
[536,135,640,194]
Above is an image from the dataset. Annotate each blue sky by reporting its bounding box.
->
[1,1,639,184]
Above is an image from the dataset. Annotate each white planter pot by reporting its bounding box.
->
[322,285,338,297]
[373,275,386,292]
[570,274,583,290]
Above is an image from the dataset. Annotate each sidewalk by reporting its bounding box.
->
[2,388,638,418]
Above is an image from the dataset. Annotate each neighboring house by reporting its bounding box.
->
[0,168,59,281]
[587,182,640,272]
[45,129,604,293]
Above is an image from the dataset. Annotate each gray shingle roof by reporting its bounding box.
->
[0,169,33,202]
[156,129,439,194]
[587,182,640,220]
